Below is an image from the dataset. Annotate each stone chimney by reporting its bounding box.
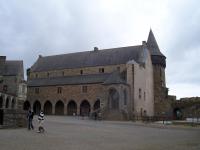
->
[142,41,147,46]
[0,56,6,64]
[94,47,99,52]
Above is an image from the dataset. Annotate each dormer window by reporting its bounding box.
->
[99,68,104,73]
[80,70,83,75]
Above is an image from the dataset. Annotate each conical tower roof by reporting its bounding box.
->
[147,29,165,57]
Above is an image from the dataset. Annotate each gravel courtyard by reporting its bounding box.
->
[0,116,199,150]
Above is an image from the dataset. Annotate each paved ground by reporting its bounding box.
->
[0,116,200,150]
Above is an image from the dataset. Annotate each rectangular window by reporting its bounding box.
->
[47,72,50,78]
[35,88,39,94]
[139,88,142,99]
[62,71,65,76]
[82,86,87,93]
[36,74,38,78]
[144,92,146,101]
[99,68,104,73]
[3,85,7,92]
[80,70,83,75]
[57,87,62,94]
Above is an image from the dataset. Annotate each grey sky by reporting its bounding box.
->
[0,0,199,98]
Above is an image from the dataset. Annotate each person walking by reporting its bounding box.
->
[37,110,45,133]
[27,108,34,130]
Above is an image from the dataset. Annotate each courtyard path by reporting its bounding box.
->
[0,116,199,150]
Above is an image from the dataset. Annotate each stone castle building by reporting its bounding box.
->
[26,30,173,120]
[0,56,27,126]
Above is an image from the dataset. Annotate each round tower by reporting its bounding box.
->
[147,29,168,115]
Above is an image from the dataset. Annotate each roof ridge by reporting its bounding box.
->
[40,45,142,58]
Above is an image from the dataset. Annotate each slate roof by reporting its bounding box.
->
[147,29,165,57]
[28,73,126,87]
[31,45,143,72]
[0,60,24,76]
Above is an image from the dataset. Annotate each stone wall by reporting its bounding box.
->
[1,109,26,128]
[29,64,126,79]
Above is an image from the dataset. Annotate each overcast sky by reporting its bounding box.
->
[0,0,199,99]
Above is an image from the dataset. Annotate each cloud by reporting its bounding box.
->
[0,0,199,98]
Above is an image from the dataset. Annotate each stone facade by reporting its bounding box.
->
[0,56,27,127]
[26,30,174,120]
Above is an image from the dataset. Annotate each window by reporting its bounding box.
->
[47,72,50,78]
[35,88,39,94]
[62,71,65,76]
[3,85,7,92]
[124,90,127,105]
[57,87,62,94]
[36,74,38,78]
[160,68,162,77]
[82,86,87,93]
[144,92,146,101]
[139,88,142,99]
[80,70,83,75]
[117,67,120,71]
[99,68,104,73]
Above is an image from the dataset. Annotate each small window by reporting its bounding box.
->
[117,67,120,71]
[144,92,146,101]
[160,68,162,77]
[62,71,65,76]
[36,74,38,78]
[124,89,127,105]
[3,85,7,92]
[99,68,104,73]
[82,86,87,93]
[139,88,142,99]
[47,72,50,78]
[35,88,39,94]
[80,70,83,75]
[57,87,62,94]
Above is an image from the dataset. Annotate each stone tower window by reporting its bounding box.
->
[35,88,39,94]
[99,68,104,73]
[57,87,62,94]
[82,86,87,93]
[139,88,142,99]
[124,89,127,105]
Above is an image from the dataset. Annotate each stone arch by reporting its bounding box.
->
[33,100,41,114]
[173,108,183,120]
[0,96,3,108]
[11,98,16,109]
[108,88,119,109]
[55,100,64,115]
[93,99,100,111]
[80,100,91,116]
[44,101,52,115]
[67,100,77,115]
[5,97,10,108]
[23,101,31,110]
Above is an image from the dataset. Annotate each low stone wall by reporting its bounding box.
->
[1,109,27,128]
